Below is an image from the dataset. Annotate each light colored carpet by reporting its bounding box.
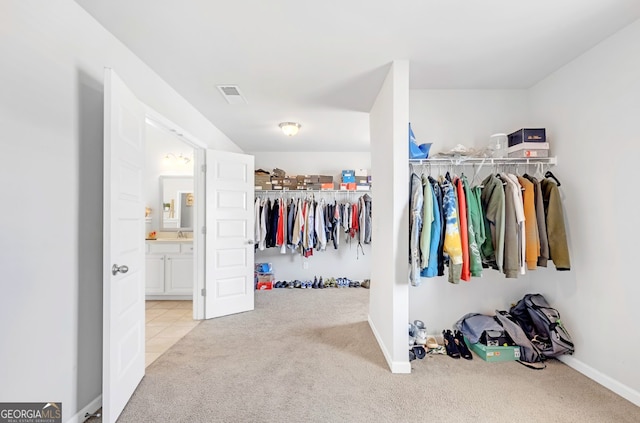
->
[99,288,639,423]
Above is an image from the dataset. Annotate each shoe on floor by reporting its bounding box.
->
[426,335,439,349]
[442,330,461,359]
[361,279,370,289]
[454,330,473,360]
[413,345,426,359]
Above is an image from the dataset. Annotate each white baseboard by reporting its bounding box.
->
[66,395,101,423]
[367,316,411,374]
[559,355,640,407]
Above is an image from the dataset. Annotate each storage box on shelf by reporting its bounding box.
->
[507,128,546,147]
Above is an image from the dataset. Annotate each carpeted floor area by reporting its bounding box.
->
[96,288,640,423]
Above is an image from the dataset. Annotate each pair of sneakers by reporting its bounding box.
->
[442,329,473,360]
[409,320,428,346]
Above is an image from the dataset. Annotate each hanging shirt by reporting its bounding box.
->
[506,174,526,275]
[420,176,434,269]
[254,198,261,247]
[455,177,471,282]
[517,176,540,270]
[315,199,327,250]
[442,178,462,284]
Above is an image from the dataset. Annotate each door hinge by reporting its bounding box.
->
[201,164,207,173]
[201,288,206,296]
[201,226,207,235]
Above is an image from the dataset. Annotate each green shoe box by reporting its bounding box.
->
[464,337,521,362]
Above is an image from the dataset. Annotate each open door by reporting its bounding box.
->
[205,150,255,318]
[103,69,146,423]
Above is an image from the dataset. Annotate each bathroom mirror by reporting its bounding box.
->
[159,175,194,231]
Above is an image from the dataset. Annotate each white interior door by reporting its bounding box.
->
[205,150,255,319]
[103,69,146,423]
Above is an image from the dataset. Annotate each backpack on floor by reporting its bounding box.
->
[509,293,574,358]
[494,310,546,369]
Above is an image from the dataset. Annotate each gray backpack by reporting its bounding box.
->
[494,310,546,369]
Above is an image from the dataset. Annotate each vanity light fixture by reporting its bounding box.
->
[279,122,301,137]
[163,153,191,164]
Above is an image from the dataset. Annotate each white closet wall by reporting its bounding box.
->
[408,89,535,334]
[250,151,372,281]
[528,19,640,405]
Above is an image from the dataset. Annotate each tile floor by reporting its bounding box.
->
[145,300,200,367]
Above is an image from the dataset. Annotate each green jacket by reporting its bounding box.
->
[541,179,571,270]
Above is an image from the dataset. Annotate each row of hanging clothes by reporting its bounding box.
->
[409,163,570,286]
[254,192,373,258]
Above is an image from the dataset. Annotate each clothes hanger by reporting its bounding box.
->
[545,170,562,186]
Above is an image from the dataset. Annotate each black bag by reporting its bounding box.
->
[510,294,574,358]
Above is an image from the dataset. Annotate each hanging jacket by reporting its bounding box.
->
[421,182,441,278]
[429,176,446,276]
[524,175,550,267]
[362,194,372,244]
[332,201,340,249]
[463,175,483,277]
[500,174,520,278]
[480,174,505,272]
[409,172,424,286]
[541,178,571,270]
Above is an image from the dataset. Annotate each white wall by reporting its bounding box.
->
[368,61,411,373]
[408,89,535,335]
[409,90,530,153]
[528,19,640,405]
[250,152,372,281]
[0,1,241,421]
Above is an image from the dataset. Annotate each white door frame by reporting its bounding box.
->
[145,108,207,320]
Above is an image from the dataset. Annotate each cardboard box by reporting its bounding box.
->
[255,263,272,273]
[507,128,546,147]
[342,170,355,183]
[355,184,370,191]
[355,168,368,176]
[464,337,521,362]
[318,175,334,183]
[340,182,356,191]
[256,281,273,290]
[320,183,335,190]
[508,149,550,158]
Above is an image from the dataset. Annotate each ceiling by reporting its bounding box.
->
[75,0,640,153]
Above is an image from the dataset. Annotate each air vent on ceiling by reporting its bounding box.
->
[217,85,247,105]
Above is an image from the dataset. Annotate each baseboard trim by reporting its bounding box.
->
[367,316,411,374]
[66,395,101,423]
[558,355,640,407]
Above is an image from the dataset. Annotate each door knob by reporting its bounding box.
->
[247,240,254,244]
[112,264,129,275]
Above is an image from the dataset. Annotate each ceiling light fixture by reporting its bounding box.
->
[279,122,301,137]
[163,153,191,164]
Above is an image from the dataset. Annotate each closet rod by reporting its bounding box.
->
[254,190,369,196]
[409,156,557,166]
